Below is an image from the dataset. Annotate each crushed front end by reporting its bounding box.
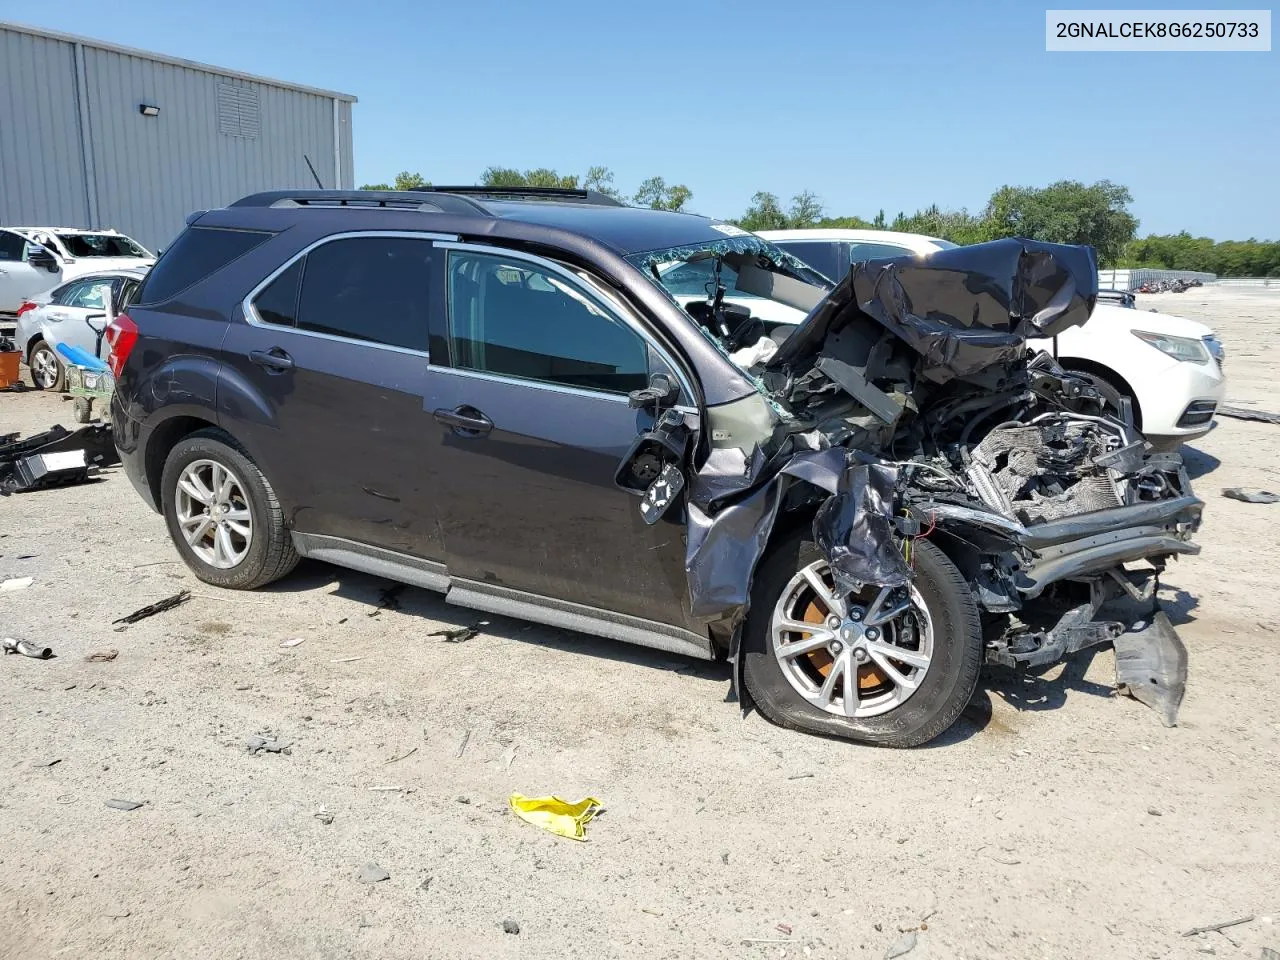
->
[624,236,1200,734]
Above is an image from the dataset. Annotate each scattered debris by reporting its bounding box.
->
[502,919,520,935]
[419,876,432,892]
[0,424,119,493]
[85,648,119,662]
[245,735,291,755]
[1218,404,1280,425]
[430,624,482,643]
[367,785,406,793]
[105,798,144,811]
[742,938,792,945]
[885,930,918,958]
[641,908,663,917]
[455,726,473,758]
[918,890,938,922]
[314,807,334,825]
[368,583,406,617]
[357,862,390,884]
[3,637,52,659]
[497,744,518,768]
[455,796,471,805]
[721,852,730,865]
[509,793,602,841]
[385,747,418,764]
[786,772,815,780]
[1148,806,1163,816]
[30,757,62,768]
[331,656,363,663]
[776,923,793,935]
[112,590,191,628]
[1182,917,1254,938]
[1223,487,1280,504]
[1,576,33,591]
[102,906,131,919]
[280,637,306,648]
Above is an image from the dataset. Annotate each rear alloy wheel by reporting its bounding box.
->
[161,430,299,590]
[28,342,64,391]
[743,530,982,747]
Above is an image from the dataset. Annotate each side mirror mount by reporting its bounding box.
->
[627,373,679,412]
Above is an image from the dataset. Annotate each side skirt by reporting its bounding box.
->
[291,532,714,661]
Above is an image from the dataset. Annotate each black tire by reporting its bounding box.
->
[160,429,299,590]
[28,341,64,391]
[1067,367,1140,429]
[742,530,982,748]
[72,398,92,423]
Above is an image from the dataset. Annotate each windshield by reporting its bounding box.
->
[932,239,960,250]
[56,233,152,258]
[628,235,834,378]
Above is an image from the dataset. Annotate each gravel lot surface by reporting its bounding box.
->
[2,286,1278,959]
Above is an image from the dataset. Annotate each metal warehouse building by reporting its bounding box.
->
[0,21,356,252]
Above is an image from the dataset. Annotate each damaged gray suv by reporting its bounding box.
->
[110,187,1200,747]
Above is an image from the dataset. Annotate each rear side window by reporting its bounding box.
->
[846,241,916,262]
[293,237,432,352]
[0,231,24,261]
[135,226,272,305]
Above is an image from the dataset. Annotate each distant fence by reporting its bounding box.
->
[1213,278,1280,288]
[1098,267,1217,290]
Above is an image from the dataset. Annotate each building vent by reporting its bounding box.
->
[217,83,260,139]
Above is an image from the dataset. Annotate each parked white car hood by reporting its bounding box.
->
[1087,304,1214,338]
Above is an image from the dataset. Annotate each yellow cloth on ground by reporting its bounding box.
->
[509,793,602,841]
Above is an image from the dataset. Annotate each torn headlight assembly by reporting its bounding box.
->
[1132,330,1212,363]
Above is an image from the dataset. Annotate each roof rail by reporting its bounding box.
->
[229,190,493,217]
[413,185,625,207]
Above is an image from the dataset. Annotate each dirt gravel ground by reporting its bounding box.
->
[2,286,1278,960]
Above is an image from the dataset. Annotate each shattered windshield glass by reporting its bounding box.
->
[628,235,833,372]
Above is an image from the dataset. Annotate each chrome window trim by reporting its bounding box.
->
[437,240,697,404]
[430,363,699,415]
[240,229,459,358]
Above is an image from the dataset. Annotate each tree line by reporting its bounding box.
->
[360,169,1278,277]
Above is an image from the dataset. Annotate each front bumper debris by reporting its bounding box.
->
[1113,610,1188,727]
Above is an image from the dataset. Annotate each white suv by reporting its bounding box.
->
[0,227,155,316]
[760,229,1226,449]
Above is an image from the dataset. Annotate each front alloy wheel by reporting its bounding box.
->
[29,342,64,391]
[743,530,982,747]
[771,566,934,719]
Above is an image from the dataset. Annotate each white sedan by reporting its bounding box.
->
[759,229,1226,449]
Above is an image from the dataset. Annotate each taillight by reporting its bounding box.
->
[15,301,37,318]
[105,313,139,377]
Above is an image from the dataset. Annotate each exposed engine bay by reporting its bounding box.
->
[622,236,1200,729]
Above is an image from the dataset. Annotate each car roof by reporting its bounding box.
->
[476,200,747,256]
[13,227,124,235]
[58,267,150,282]
[758,228,948,250]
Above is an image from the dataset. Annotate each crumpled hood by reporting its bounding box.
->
[765,237,1098,384]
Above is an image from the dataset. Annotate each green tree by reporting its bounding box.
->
[633,176,693,212]
[735,192,789,232]
[787,191,824,228]
[583,165,622,200]
[359,170,430,191]
[872,209,887,229]
[480,166,580,188]
[982,179,1137,264]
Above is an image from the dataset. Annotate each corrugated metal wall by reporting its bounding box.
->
[0,23,355,252]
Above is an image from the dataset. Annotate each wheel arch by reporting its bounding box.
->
[143,414,221,510]
[1059,357,1143,429]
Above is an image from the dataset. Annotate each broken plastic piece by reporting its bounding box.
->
[1113,610,1187,727]
[1222,487,1280,504]
[509,793,602,841]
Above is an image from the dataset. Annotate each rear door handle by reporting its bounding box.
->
[433,405,493,437]
[249,347,295,372]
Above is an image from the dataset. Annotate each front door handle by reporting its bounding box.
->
[433,405,493,437]
[249,347,295,372]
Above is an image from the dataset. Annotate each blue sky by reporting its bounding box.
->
[5,0,1276,239]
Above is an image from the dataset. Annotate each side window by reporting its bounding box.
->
[447,250,649,394]
[847,241,915,263]
[776,241,844,281]
[252,260,303,327]
[118,279,141,310]
[65,280,113,309]
[294,237,432,351]
[50,281,79,305]
[0,231,24,262]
